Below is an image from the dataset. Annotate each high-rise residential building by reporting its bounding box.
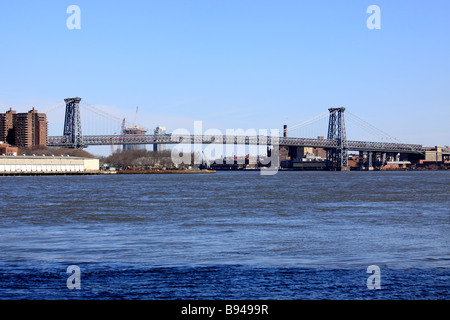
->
[0,108,48,148]
[31,108,48,147]
[0,108,16,145]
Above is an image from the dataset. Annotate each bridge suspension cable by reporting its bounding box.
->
[43,102,66,113]
[81,103,126,125]
[81,102,149,132]
[346,111,402,143]
[285,111,329,132]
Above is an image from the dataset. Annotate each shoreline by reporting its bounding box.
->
[1,167,448,176]
[0,171,101,176]
[116,169,216,174]
[0,169,216,176]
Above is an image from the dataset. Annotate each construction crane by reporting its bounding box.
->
[133,107,138,127]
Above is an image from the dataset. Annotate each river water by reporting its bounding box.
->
[0,171,448,299]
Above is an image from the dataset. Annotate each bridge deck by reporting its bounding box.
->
[48,134,430,154]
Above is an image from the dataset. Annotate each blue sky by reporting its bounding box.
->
[0,0,449,154]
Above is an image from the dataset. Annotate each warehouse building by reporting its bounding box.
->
[0,155,99,174]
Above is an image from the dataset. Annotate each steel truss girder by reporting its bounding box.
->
[47,134,424,154]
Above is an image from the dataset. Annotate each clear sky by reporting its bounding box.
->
[0,0,449,154]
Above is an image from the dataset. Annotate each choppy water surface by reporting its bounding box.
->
[0,171,448,299]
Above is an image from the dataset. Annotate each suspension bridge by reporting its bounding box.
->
[46,97,448,170]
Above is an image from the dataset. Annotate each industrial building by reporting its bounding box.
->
[0,108,48,148]
[278,135,327,169]
[0,155,99,175]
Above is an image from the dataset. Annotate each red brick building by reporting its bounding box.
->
[0,108,48,148]
[0,142,18,156]
[0,108,16,145]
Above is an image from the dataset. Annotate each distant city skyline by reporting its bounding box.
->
[0,1,449,156]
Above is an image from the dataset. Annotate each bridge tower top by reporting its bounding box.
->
[328,107,346,113]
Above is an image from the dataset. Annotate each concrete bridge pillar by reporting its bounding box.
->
[358,151,364,170]
[385,153,392,162]
[368,151,374,171]
[381,152,387,166]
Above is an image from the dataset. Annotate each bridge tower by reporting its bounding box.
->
[63,97,84,148]
[326,107,349,171]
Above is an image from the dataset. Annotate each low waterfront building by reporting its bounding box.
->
[0,155,99,174]
[424,146,443,162]
[381,161,411,170]
[0,142,18,156]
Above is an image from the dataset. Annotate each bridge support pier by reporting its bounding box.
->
[358,151,382,170]
[358,151,365,170]
[367,151,374,171]
[381,152,387,166]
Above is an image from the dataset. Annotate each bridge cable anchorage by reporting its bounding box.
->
[346,111,402,143]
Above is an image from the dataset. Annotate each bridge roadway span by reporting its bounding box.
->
[46,134,445,155]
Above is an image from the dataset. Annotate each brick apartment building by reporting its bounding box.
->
[0,108,15,145]
[0,108,48,148]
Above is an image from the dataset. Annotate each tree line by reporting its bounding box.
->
[100,149,201,170]
[16,146,202,170]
